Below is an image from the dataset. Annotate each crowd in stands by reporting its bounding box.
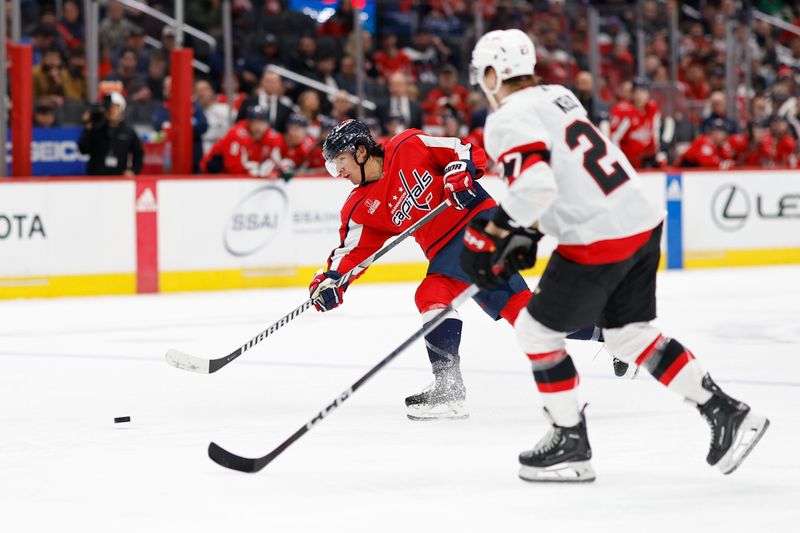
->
[10,0,800,176]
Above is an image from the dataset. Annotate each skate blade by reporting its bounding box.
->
[518,461,596,483]
[406,401,469,421]
[717,414,770,475]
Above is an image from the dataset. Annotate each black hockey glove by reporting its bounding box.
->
[490,207,543,275]
[460,214,543,291]
[309,270,347,312]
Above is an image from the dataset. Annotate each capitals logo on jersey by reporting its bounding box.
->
[390,169,434,225]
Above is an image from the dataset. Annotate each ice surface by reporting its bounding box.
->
[0,266,798,532]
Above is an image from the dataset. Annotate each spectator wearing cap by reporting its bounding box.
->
[78,92,143,176]
[195,79,233,153]
[33,101,58,128]
[678,118,735,169]
[152,76,209,173]
[201,105,286,177]
[282,114,319,171]
[700,91,738,134]
[610,77,665,168]
[421,64,471,126]
[99,1,137,57]
[241,34,283,89]
[104,48,151,103]
[379,72,423,131]
[237,69,294,132]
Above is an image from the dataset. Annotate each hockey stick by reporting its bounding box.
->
[208,283,479,473]
[166,200,451,374]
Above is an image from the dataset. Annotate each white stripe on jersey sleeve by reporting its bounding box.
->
[500,160,558,228]
[417,134,472,160]
[328,219,364,272]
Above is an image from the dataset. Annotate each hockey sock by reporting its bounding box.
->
[499,290,531,325]
[424,317,463,373]
[566,326,603,342]
[639,337,712,405]
[529,351,581,427]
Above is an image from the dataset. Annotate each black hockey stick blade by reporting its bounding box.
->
[165,201,451,374]
[208,284,479,474]
[208,442,263,473]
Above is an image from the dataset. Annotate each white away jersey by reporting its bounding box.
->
[484,85,664,246]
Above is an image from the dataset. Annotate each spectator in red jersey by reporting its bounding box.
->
[610,77,664,168]
[372,33,413,81]
[730,119,773,167]
[678,118,735,169]
[282,114,318,170]
[682,62,711,102]
[421,64,471,126]
[767,115,798,167]
[200,105,286,177]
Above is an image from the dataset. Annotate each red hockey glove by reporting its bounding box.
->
[309,270,347,312]
[443,160,477,210]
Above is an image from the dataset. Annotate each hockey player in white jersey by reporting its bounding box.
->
[460,29,769,482]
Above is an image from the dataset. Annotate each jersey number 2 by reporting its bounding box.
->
[565,120,630,195]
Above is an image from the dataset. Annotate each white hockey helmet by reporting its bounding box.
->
[470,29,536,107]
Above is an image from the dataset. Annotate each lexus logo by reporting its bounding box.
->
[711,183,800,231]
[711,184,749,231]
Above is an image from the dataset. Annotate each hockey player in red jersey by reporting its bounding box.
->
[678,118,736,169]
[310,119,600,420]
[464,29,768,482]
[200,105,286,176]
[609,77,664,169]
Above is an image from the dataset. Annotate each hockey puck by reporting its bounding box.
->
[114,416,131,424]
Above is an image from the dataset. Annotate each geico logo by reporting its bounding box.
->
[0,214,46,239]
[230,213,280,231]
[31,141,88,163]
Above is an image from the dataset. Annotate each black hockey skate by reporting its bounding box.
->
[405,366,467,421]
[518,406,596,483]
[697,374,769,475]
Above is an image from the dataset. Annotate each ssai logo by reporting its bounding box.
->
[223,185,289,257]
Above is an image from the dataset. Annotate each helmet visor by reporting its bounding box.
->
[324,150,354,178]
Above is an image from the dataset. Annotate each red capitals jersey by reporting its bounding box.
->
[773,133,797,167]
[610,100,660,168]
[325,129,492,278]
[422,85,472,122]
[729,133,772,167]
[200,120,285,175]
[678,134,735,168]
[283,134,318,169]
